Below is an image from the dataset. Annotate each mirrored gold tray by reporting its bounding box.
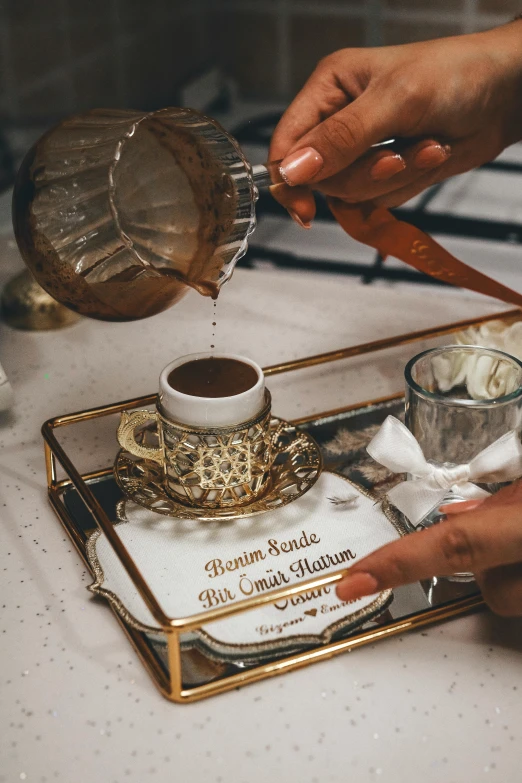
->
[42,309,520,703]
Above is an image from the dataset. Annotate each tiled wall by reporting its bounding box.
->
[0,0,214,124]
[0,0,518,124]
[216,0,518,98]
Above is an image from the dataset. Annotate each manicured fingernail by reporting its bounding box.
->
[280,147,324,186]
[439,499,485,514]
[287,208,312,229]
[370,154,406,181]
[415,143,451,170]
[336,572,379,602]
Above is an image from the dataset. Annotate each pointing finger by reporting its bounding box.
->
[335,498,522,602]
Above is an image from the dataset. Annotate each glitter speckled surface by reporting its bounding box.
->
[1,193,521,782]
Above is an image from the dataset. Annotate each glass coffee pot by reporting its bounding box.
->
[12,107,282,321]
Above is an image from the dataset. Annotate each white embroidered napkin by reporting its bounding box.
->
[88,472,403,658]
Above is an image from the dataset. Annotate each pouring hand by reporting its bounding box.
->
[270,21,522,225]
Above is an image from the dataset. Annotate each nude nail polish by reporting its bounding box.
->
[288,208,312,229]
[439,499,485,514]
[279,147,324,186]
[415,144,451,170]
[336,572,379,602]
[370,154,406,182]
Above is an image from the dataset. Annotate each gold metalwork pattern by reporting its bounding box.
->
[114,417,322,520]
[117,409,163,464]
[160,402,273,507]
[117,393,275,508]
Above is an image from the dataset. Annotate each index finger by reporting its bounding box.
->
[335,495,522,602]
[278,87,403,186]
[269,63,355,161]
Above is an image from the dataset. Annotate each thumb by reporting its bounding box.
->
[280,89,399,186]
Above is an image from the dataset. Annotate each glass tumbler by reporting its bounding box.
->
[405,345,522,539]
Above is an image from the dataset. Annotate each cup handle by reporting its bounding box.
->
[117,410,163,464]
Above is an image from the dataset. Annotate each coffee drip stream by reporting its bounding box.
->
[12,107,282,322]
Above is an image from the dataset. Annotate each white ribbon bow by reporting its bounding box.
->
[367,416,522,527]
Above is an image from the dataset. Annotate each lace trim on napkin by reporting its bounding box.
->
[85,473,405,659]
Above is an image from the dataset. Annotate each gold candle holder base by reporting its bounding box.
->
[1,269,81,330]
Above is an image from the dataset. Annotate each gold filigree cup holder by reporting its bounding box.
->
[41,310,518,703]
[156,395,274,508]
[114,416,322,520]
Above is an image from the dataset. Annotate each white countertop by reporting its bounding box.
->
[1,207,522,782]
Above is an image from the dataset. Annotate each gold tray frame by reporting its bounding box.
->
[42,308,520,703]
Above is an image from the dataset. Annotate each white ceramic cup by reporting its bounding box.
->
[158,352,266,427]
[117,353,272,507]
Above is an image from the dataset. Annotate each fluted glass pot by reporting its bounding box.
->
[12,108,279,321]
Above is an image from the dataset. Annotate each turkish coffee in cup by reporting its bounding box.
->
[158,353,266,428]
[117,353,273,508]
[167,357,259,398]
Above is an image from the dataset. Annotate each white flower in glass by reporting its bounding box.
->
[431,320,522,400]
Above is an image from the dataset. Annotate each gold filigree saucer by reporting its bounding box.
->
[114,418,322,520]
